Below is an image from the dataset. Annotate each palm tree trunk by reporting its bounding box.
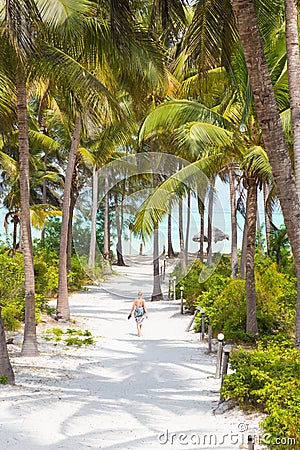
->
[38,80,50,245]
[256,209,263,251]
[41,149,48,245]
[67,157,80,271]
[152,223,164,301]
[66,187,75,272]
[16,67,38,356]
[185,191,191,266]
[263,183,271,254]
[0,308,15,384]
[240,217,247,279]
[151,152,163,301]
[285,0,300,195]
[167,205,175,258]
[103,172,112,275]
[88,166,98,268]
[56,116,82,321]
[228,165,238,278]
[245,177,258,334]
[197,198,204,261]
[114,187,125,266]
[231,0,300,347]
[207,181,214,265]
[178,197,186,270]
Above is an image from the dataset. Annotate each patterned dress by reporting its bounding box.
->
[134,305,145,324]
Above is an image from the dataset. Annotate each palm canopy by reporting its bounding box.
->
[139,98,235,159]
[131,151,225,240]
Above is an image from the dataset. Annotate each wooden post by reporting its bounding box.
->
[200,309,205,340]
[220,345,232,401]
[163,257,168,281]
[208,325,212,353]
[215,333,224,379]
[168,277,171,300]
[248,435,255,450]
[139,243,143,256]
[173,276,176,301]
[180,286,184,314]
[186,310,197,332]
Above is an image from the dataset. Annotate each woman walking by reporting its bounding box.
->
[128,291,148,337]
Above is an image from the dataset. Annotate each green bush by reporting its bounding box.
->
[67,254,90,291]
[43,327,95,347]
[34,248,59,297]
[195,278,248,340]
[188,254,296,341]
[175,256,231,311]
[1,305,21,331]
[221,340,300,449]
[0,251,24,329]
[0,376,8,385]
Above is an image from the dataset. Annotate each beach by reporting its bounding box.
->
[0,256,265,449]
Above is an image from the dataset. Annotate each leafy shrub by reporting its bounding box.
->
[43,327,95,347]
[195,278,248,340]
[0,376,8,385]
[67,255,90,291]
[187,254,296,341]
[0,251,24,329]
[1,305,21,331]
[221,340,300,449]
[174,256,231,310]
[34,248,59,297]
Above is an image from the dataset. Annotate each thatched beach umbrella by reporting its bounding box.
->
[192,226,230,243]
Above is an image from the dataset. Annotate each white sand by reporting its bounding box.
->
[0,256,265,449]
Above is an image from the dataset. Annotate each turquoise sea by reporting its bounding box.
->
[0,204,285,257]
[116,208,285,256]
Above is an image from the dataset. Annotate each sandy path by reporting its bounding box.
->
[0,257,264,449]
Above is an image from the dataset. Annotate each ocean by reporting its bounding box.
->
[116,209,285,256]
[0,205,285,257]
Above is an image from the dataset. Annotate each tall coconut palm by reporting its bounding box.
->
[0,0,43,356]
[284,0,300,195]
[228,163,238,277]
[0,307,15,384]
[244,174,258,334]
[56,116,82,321]
[241,145,273,333]
[231,0,300,347]
[0,0,113,352]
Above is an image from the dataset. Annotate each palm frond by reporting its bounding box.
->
[0,150,18,178]
[30,203,61,230]
[174,121,233,157]
[131,157,222,239]
[139,99,233,143]
[184,0,238,73]
[28,130,61,152]
[36,0,96,27]
[241,146,272,183]
[35,44,122,123]
[1,0,43,59]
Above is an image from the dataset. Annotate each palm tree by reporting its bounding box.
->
[0,307,15,384]
[56,117,82,321]
[244,173,258,334]
[284,0,300,195]
[151,150,164,301]
[0,0,107,353]
[228,163,238,277]
[231,0,300,348]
